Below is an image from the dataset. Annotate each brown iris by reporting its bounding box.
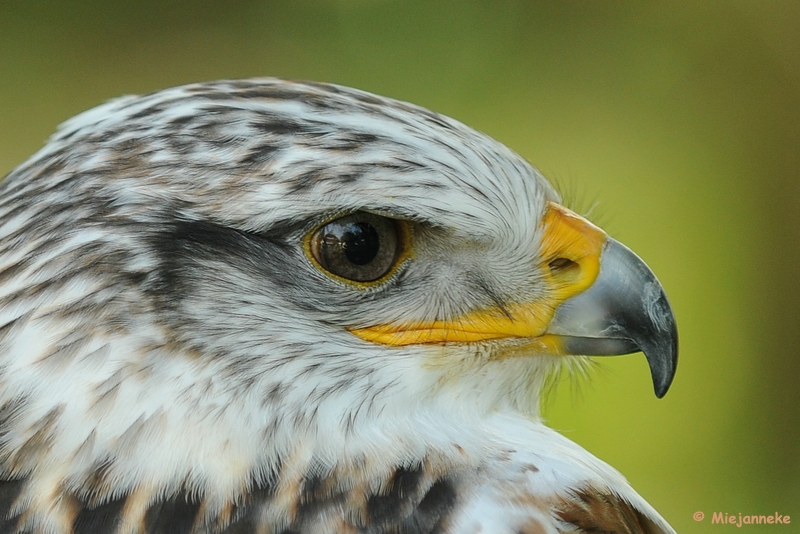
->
[308,212,406,283]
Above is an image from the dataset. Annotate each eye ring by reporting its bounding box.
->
[305,212,410,286]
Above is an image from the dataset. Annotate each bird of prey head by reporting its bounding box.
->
[0,79,677,533]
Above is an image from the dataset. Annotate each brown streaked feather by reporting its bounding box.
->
[7,406,63,475]
[0,462,457,534]
[555,485,667,534]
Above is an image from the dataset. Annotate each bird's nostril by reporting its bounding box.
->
[548,257,580,282]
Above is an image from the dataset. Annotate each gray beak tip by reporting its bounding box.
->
[647,314,678,399]
[637,274,679,398]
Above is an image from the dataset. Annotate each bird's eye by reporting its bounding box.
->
[307,213,408,284]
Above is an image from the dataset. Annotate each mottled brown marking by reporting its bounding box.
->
[0,459,460,533]
[116,485,154,534]
[515,518,547,534]
[341,478,369,528]
[555,485,667,534]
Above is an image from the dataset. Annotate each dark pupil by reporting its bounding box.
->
[341,222,380,265]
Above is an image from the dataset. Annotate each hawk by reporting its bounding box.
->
[0,79,678,533]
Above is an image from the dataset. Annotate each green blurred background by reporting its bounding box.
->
[1,2,798,531]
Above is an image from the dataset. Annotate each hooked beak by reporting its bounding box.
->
[547,237,678,397]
